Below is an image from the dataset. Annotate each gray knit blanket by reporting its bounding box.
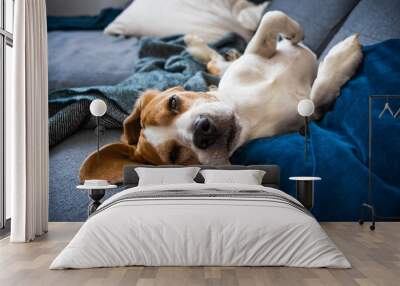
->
[48,33,247,147]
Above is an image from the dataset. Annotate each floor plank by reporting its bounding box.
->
[0,222,399,286]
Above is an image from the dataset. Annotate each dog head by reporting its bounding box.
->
[80,86,241,183]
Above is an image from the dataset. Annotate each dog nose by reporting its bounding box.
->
[193,116,218,149]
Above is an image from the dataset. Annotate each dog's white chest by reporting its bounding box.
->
[217,41,317,140]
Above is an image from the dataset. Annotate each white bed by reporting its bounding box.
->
[50,182,350,269]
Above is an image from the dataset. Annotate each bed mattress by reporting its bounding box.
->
[50,183,350,269]
[48,31,141,91]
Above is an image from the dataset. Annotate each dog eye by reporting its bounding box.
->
[169,145,181,163]
[168,95,179,113]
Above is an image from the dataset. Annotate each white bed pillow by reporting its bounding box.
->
[200,169,266,185]
[135,167,200,186]
[104,0,268,43]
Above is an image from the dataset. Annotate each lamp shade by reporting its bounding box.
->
[90,99,107,117]
[297,99,315,117]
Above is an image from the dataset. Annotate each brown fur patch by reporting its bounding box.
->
[121,89,159,145]
[154,140,200,165]
[207,61,221,76]
[79,143,141,184]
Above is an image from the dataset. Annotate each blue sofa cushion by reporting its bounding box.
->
[264,0,359,56]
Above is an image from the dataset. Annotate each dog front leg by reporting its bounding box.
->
[310,34,363,119]
[245,11,304,58]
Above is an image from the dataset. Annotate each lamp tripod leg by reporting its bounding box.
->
[304,117,308,162]
[96,116,100,162]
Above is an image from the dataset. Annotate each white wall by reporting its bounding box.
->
[46,0,129,16]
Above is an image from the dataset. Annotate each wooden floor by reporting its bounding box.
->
[0,222,399,286]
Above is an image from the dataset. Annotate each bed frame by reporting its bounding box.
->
[123,165,280,189]
[85,165,280,217]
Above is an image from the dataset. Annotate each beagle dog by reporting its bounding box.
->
[80,11,362,183]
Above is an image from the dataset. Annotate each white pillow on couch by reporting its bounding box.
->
[104,0,268,43]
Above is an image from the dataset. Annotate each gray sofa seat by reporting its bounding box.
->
[48,31,140,91]
[321,0,400,58]
[49,129,121,221]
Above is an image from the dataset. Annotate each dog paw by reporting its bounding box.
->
[285,22,304,44]
[207,61,222,76]
[224,49,241,61]
[324,34,362,65]
[310,34,363,107]
[185,35,213,63]
[261,11,304,45]
[320,34,363,88]
[184,34,206,46]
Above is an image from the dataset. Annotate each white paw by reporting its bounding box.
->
[285,19,304,44]
[185,34,223,64]
[261,11,304,44]
[321,34,363,81]
[184,34,205,46]
[310,34,363,107]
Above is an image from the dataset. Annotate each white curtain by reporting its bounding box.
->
[8,0,49,242]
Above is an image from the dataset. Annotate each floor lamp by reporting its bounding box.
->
[297,99,315,162]
[89,99,107,161]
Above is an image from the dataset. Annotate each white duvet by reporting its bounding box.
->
[50,183,350,269]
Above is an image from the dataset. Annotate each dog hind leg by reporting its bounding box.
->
[184,34,222,63]
[184,34,231,76]
[245,11,304,58]
[310,34,363,119]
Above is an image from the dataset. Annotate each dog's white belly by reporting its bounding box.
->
[217,40,317,142]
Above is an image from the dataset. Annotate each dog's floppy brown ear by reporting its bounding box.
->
[121,90,159,145]
[79,143,142,184]
[121,86,185,145]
